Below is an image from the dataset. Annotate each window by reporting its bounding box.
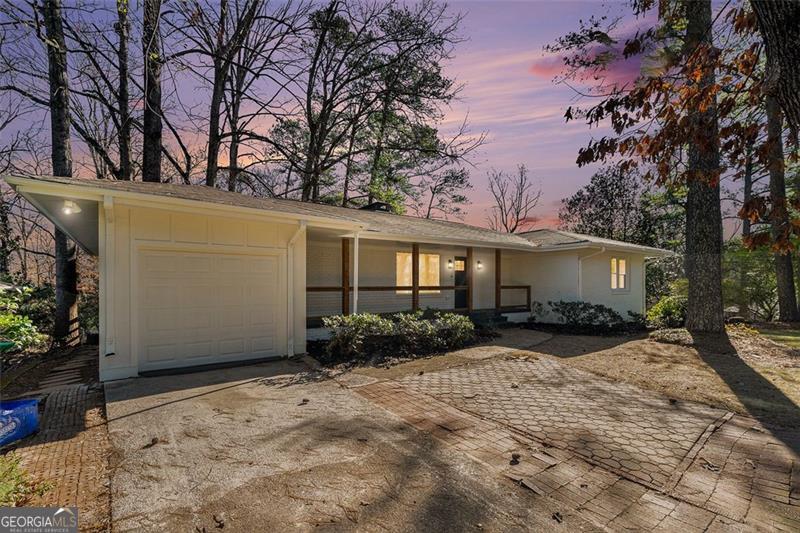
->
[611,257,627,290]
[396,252,440,294]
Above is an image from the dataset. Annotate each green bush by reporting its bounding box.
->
[646,295,687,329]
[548,300,625,331]
[323,311,476,361]
[17,285,55,337]
[322,313,394,360]
[432,312,475,350]
[0,287,46,351]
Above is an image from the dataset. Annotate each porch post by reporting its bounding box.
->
[353,233,359,314]
[466,246,473,312]
[495,248,501,310]
[412,243,420,311]
[342,237,350,315]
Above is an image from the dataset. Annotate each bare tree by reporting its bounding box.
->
[166,0,263,187]
[142,0,163,182]
[116,0,131,180]
[486,164,541,233]
[42,0,79,344]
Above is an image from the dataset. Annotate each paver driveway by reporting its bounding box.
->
[356,350,800,531]
[398,357,726,489]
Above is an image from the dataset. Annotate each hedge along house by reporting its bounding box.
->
[5,175,670,381]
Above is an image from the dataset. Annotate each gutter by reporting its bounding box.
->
[577,247,606,300]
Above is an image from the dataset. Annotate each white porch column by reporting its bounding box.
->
[353,232,360,314]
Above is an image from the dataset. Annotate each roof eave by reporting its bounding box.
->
[5,175,365,231]
[535,242,673,257]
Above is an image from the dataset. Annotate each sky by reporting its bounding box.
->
[441,1,636,228]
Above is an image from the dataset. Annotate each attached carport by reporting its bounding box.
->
[5,175,362,380]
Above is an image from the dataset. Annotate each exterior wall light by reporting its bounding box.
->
[62,200,81,215]
[476,260,483,270]
[447,259,453,269]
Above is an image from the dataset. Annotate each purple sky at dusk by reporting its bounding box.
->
[443,1,639,228]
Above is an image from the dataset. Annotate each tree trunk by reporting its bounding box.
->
[742,142,753,238]
[766,94,799,321]
[738,141,753,319]
[142,0,163,183]
[752,1,800,133]
[43,0,79,345]
[368,99,390,204]
[341,125,358,206]
[683,0,724,333]
[205,0,228,188]
[116,0,131,180]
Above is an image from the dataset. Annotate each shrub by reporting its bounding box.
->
[646,295,687,329]
[548,300,625,331]
[322,313,394,360]
[431,312,476,349]
[394,311,439,353]
[17,285,55,337]
[0,287,46,351]
[323,311,476,361]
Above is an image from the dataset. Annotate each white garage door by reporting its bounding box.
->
[136,248,286,372]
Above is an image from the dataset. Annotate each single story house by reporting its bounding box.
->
[5,175,670,381]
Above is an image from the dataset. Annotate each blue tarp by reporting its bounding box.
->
[0,398,39,447]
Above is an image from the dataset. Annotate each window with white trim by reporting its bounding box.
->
[396,252,440,294]
[611,257,627,290]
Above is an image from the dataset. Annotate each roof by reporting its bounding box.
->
[4,174,670,255]
[519,229,671,256]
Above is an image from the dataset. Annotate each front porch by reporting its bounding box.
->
[306,228,532,326]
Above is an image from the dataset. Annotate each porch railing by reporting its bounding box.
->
[307,284,530,319]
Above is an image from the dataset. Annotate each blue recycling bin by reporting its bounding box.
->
[0,398,39,447]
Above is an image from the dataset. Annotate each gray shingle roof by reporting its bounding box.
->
[519,229,671,255]
[6,175,670,255]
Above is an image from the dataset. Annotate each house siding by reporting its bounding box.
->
[100,203,306,380]
[306,238,506,317]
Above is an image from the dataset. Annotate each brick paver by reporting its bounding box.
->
[398,357,726,489]
[355,355,800,531]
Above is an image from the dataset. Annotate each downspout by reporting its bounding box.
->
[642,257,656,314]
[286,221,307,356]
[577,247,605,300]
[102,196,115,358]
[353,232,359,314]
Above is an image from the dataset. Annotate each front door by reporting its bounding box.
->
[454,256,467,309]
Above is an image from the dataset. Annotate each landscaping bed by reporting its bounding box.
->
[308,311,496,368]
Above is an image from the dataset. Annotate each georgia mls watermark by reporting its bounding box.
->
[0,507,77,533]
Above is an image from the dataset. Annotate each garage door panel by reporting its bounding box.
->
[182,255,212,272]
[185,341,214,359]
[137,249,286,372]
[146,344,180,363]
[252,336,275,353]
[143,254,178,273]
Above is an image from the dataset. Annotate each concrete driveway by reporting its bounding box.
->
[105,357,589,532]
[105,331,799,532]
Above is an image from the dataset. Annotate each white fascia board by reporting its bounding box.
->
[7,176,364,232]
[533,242,673,257]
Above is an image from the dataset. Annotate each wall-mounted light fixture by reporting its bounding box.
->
[62,200,81,215]
[476,260,483,270]
[447,259,453,270]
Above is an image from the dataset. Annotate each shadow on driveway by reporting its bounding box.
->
[692,332,800,455]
